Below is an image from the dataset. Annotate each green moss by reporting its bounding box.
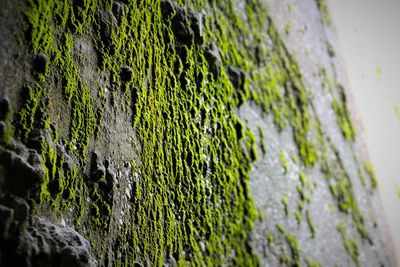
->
[276,224,302,266]
[297,185,305,201]
[298,172,309,188]
[246,15,318,167]
[321,67,356,142]
[306,259,321,267]
[258,126,267,155]
[306,210,316,238]
[297,200,305,211]
[337,222,360,267]
[321,140,370,241]
[315,0,332,26]
[285,22,292,35]
[267,231,275,244]
[279,150,289,174]
[357,168,366,186]
[25,0,97,162]
[396,183,400,199]
[294,210,302,224]
[364,161,378,188]
[332,98,356,141]
[319,67,334,94]
[14,84,43,142]
[394,106,400,121]
[282,196,290,216]
[22,0,268,264]
[344,239,360,267]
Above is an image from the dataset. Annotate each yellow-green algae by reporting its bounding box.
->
[8,0,373,265]
[279,149,289,174]
[396,183,400,198]
[364,161,378,188]
[315,0,332,26]
[337,222,360,267]
[394,106,400,121]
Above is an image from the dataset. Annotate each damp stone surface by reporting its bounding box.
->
[0,0,397,266]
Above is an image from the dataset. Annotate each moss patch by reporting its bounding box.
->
[7,0,373,265]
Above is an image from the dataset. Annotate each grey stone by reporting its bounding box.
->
[0,121,6,143]
[0,97,10,120]
[112,2,126,24]
[26,129,52,153]
[160,0,175,18]
[171,10,193,45]
[0,147,44,196]
[33,53,48,74]
[91,151,106,182]
[0,204,13,239]
[227,66,245,90]
[187,10,203,44]
[204,42,221,78]
[95,10,118,48]
[120,66,133,82]
[55,143,75,173]
[0,194,29,224]
[0,217,97,267]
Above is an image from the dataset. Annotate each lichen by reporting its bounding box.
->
[258,125,267,155]
[14,84,43,142]
[337,222,360,267]
[284,22,292,35]
[276,224,302,266]
[394,106,400,121]
[315,0,332,26]
[364,161,378,188]
[396,183,400,199]
[332,97,356,141]
[279,150,289,174]
[294,210,302,224]
[306,210,316,239]
[282,195,289,216]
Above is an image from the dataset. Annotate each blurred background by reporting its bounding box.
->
[326,0,400,263]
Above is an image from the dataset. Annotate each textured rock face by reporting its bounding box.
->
[0,213,97,267]
[0,0,396,266]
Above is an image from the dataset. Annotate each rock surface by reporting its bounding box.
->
[0,0,397,266]
[0,216,97,267]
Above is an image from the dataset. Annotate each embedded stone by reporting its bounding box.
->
[27,129,52,153]
[95,10,118,48]
[188,11,203,44]
[171,10,193,44]
[33,53,49,74]
[112,2,126,23]
[0,204,13,240]
[160,0,175,18]
[120,66,133,82]
[0,121,6,143]
[0,148,44,196]
[91,151,106,182]
[0,97,10,120]
[227,66,245,89]
[1,218,99,267]
[204,43,221,78]
[0,194,29,224]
